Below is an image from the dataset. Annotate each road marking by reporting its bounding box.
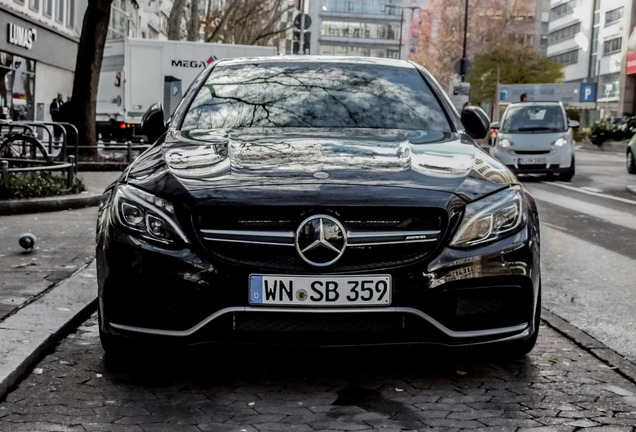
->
[581,187,603,193]
[526,186,636,231]
[542,181,636,206]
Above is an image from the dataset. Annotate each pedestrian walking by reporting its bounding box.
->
[49,93,64,142]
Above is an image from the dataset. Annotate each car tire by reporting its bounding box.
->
[558,157,575,182]
[627,149,636,174]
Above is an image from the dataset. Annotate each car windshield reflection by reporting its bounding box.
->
[181,60,451,131]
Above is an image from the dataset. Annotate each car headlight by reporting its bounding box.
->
[553,137,567,147]
[498,138,512,148]
[112,184,189,245]
[450,187,525,248]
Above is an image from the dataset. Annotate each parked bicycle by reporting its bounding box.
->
[0,125,50,163]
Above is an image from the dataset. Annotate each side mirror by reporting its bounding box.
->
[141,103,167,144]
[461,106,490,139]
[568,119,580,129]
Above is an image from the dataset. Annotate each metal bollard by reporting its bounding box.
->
[126,141,132,162]
[67,155,75,188]
[1,160,8,188]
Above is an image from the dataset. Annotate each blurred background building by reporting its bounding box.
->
[547,0,636,122]
[2,0,636,127]
[307,0,424,60]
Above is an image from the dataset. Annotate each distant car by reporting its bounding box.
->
[628,134,636,174]
[96,56,541,357]
[491,101,578,181]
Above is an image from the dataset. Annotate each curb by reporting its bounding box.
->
[0,193,101,216]
[0,261,98,401]
[541,309,636,385]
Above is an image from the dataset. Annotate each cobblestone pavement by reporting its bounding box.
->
[0,314,635,432]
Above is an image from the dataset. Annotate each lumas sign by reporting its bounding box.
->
[7,23,37,50]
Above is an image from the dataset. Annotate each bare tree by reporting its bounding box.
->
[168,0,188,40]
[69,0,113,157]
[411,0,536,90]
[204,0,294,46]
[187,0,200,41]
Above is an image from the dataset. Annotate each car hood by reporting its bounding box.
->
[499,130,569,151]
[124,128,517,205]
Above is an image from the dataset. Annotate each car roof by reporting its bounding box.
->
[215,55,417,70]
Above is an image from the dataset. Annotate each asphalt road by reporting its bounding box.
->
[522,149,636,364]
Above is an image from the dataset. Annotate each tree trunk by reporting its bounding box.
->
[70,0,112,158]
[187,0,199,41]
[168,0,188,40]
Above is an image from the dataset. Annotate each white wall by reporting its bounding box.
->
[34,63,74,122]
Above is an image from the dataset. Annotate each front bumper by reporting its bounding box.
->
[97,220,541,349]
[492,145,573,174]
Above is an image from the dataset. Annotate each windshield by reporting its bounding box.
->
[181,61,451,131]
[501,105,566,133]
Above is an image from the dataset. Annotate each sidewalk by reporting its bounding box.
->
[0,169,121,398]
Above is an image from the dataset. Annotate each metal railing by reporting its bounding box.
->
[1,120,151,165]
[0,156,76,189]
[0,119,150,192]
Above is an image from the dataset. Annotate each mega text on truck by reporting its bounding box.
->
[96,38,277,143]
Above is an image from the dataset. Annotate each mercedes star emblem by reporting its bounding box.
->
[295,214,346,267]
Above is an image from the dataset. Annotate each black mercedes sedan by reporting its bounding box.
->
[96,56,541,356]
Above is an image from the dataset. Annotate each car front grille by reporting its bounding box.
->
[194,206,447,272]
[201,311,442,346]
[514,150,550,155]
[517,164,548,170]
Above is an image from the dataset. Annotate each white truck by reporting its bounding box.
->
[97,38,277,142]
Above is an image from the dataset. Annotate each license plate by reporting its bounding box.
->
[518,157,546,165]
[249,274,391,306]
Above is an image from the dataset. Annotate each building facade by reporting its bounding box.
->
[0,0,87,122]
[307,0,425,60]
[546,0,636,120]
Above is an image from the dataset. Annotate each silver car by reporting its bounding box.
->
[491,101,578,181]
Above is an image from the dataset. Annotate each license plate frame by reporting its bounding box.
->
[249,274,392,306]
[518,157,547,165]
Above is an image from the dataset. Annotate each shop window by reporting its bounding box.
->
[0,51,36,121]
[600,72,619,99]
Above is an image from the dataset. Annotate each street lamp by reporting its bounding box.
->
[460,0,469,81]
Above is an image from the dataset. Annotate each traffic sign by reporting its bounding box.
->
[454,58,471,76]
[294,14,312,30]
